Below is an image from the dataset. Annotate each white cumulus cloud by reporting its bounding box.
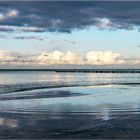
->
[37,51,82,65]
[86,51,125,65]
[0,51,17,62]
[0,50,34,65]
[0,9,18,22]
[7,9,18,17]
[0,50,139,66]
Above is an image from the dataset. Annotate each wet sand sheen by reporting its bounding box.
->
[0,85,140,139]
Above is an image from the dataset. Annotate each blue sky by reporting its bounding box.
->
[1,26,140,56]
[0,1,140,68]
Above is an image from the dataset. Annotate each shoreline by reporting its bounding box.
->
[0,85,140,138]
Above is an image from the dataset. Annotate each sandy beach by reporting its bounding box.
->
[0,85,140,139]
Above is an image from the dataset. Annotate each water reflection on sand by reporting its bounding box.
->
[0,117,18,128]
[0,85,140,138]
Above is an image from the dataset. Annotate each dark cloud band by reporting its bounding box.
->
[0,1,140,32]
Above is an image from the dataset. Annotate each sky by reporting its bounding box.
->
[0,1,140,69]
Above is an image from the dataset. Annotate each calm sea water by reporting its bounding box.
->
[0,71,140,138]
[0,71,140,94]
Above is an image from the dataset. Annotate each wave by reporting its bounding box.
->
[0,82,140,94]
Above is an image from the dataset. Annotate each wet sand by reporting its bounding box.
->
[1,112,140,139]
[0,85,140,139]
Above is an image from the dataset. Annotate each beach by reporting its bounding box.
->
[0,1,140,139]
[0,84,140,139]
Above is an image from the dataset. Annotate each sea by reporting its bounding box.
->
[0,71,140,139]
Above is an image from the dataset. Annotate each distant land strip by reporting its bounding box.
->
[0,69,140,73]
